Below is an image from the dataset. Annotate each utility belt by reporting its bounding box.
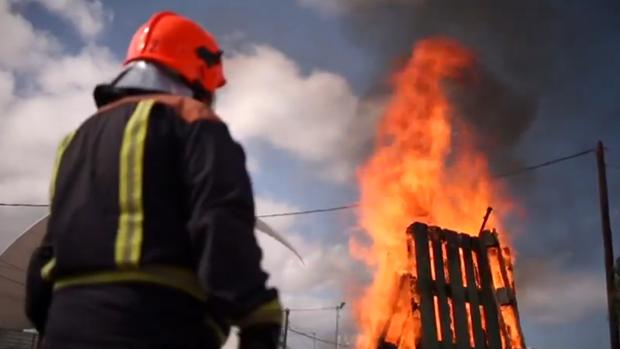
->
[53,264,206,302]
[52,265,229,344]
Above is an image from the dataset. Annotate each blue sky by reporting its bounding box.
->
[24,0,373,90]
[1,1,620,348]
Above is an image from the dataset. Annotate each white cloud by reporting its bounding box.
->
[0,70,15,110]
[221,332,238,349]
[0,4,362,346]
[217,197,361,347]
[0,1,118,247]
[298,0,414,15]
[255,197,362,343]
[256,198,365,296]
[0,49,118,204]
[218,45,380,182]
[256,198,298,232]
[0,0,59,71]
[34,0,109,40]
[37,46,117,92]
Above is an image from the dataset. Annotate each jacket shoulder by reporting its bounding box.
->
[96,94,221,124]
[151,95,220,124]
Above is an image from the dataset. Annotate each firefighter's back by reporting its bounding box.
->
[26,12,282,349]
[41,96,226,348]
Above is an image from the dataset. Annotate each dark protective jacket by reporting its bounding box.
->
[25,89,281,348]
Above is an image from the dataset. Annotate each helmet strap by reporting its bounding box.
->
[189,80,214,106]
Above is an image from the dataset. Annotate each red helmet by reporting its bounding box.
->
[125,11,225,94]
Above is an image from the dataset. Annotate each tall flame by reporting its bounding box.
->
[352,38,515,348]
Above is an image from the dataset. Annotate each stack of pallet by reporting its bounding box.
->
[378,222,526,349]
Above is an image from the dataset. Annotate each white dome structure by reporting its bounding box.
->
[0,215,47,329]
[0,215,301,330]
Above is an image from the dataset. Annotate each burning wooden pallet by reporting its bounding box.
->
[378,222,526,349]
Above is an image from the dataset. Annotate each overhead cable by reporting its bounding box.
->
[0,147,598,217]
[288,327,349,347]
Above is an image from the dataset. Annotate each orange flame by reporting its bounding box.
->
[352,38,518,348]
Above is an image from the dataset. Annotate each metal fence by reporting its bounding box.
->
[0,329,38,349]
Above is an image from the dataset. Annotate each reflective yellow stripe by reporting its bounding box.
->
[237,298,283,328]
[49,131,76,203]
[115,100,155,267]
[205,317,227,345]
[41,258,56,281]
[54,265,205,301]
[43,131,76,281]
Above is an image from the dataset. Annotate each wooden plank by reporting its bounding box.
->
[480,231,512,349]
[406,233,421,348]
[430,229,454,348]
[444,231,469,349]
[501,248,526,349]
[460,234,486,349]
[473,235,502,349]
[377,340,398,349]
[496,244,526,349]
[410,222,439,349]
[377,275,405,347]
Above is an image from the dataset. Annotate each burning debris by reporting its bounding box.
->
[376,222,525,349]
[352,38,519,348]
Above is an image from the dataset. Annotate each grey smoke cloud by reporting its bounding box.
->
[314,1,571,169]
[325,1,563,87]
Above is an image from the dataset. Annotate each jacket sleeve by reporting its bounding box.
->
[180,118,282,331]
[25,233,54,334]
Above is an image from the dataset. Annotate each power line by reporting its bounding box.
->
[288,327,349,347]
[0,147,598,217]
[265,147,595,217]
[288,306,341,312]
[493,148,594,178]
[0,201,355,217]
[273,147,596,217]
[258,205,357,218]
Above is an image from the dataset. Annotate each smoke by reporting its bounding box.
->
[341,1,563,85]
[317,0,570,170]
[445,63,537,172]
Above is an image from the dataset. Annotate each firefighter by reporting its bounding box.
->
[25,11,281,348]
